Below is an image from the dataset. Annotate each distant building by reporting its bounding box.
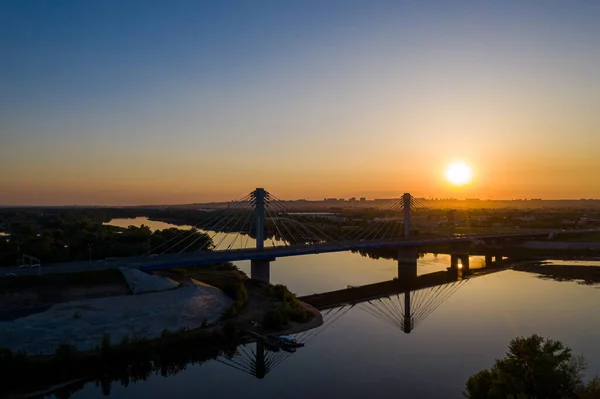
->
[360,197,366,202]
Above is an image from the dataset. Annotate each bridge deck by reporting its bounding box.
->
[139,232,552,271]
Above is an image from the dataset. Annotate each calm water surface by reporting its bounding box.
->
[81,218,600,398]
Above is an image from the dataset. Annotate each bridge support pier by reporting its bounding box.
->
[450,253,470,272]
[461,255,470,273]
[495,255,503,264]
[485,254,494,267]
[450,242,471,274]
[251,258,273,283]
[450,254,459,270]
[397,248,418,281]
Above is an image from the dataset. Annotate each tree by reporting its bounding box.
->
[465,334,600,399]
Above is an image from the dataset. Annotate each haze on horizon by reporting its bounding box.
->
[1,1,599,206]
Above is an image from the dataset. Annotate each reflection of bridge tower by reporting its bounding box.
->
[216,305,352,378]
[217,341,281,379]
[357,280,468,334]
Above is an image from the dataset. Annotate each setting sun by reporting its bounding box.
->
[444,162,473,187]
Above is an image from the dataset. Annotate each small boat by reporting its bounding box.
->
[281,346,296,353]
[271,335,305,348]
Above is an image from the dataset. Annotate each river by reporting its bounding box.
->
[75,217,600,398]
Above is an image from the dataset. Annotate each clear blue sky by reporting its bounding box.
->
[1,1,599,205]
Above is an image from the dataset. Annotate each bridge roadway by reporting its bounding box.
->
[3,231,555,277]
[139,231,552,271]
[299,265,506,310]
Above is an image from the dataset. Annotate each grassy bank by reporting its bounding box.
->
[262,284,313,330]
[165,263,313,330]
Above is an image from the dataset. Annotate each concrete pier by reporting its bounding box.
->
[397,247,418,281]
[450,242,471,272]
[461,255,470,273]
[485,254,494,267]
[450,254,460,270]
[251,258,273,283]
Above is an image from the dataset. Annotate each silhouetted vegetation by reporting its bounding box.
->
[465,334,600,399]
[0,325,241,398]
[262,284,312,330]
[0,209,212,266]
[513,263,600,285]
[221,281,249,320]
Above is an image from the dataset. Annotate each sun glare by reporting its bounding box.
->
[444,162,473,186]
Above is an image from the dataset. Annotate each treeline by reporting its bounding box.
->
[0,209,212,266]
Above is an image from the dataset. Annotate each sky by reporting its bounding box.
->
[1,1,599,205]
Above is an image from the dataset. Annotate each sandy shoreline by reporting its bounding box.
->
[0,280,233,355]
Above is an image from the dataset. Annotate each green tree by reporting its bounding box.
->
[464,334,600,399]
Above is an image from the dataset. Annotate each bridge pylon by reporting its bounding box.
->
[250,188,271,283]
[252,188,267,250]
[403,193,411,239]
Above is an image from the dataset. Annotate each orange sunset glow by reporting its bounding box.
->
[1,2,599,205]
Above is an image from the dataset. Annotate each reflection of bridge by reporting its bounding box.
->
[217,304,352,378]
[217,265,504,379]
[356,281,467,333]
[133,188,559,282]
[299,261,502,311]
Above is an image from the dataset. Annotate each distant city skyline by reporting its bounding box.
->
[2,1,600,205]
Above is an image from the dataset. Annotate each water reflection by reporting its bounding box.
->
[33,276,475,398]
[217,307,351,380]
[104,217,287,250]
[357,280,468,334]
[56,265,600,399]
[103,217,194,231]
[513,262,600,285]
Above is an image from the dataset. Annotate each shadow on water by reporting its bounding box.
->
[1,331,240,399]
[513,263,600,286]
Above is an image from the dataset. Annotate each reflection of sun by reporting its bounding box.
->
[445,162,473,186]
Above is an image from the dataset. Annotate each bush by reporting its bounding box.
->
[263,308,289,330]
[464,334,596,399]
[220,282,249,320]
[263,283,312,329]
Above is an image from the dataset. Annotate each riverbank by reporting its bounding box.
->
[0,269,130,321]
[0,277,233,354]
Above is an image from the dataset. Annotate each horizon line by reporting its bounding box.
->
[2,197,600,208]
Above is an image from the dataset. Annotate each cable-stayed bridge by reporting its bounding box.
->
[132,187,562,281]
